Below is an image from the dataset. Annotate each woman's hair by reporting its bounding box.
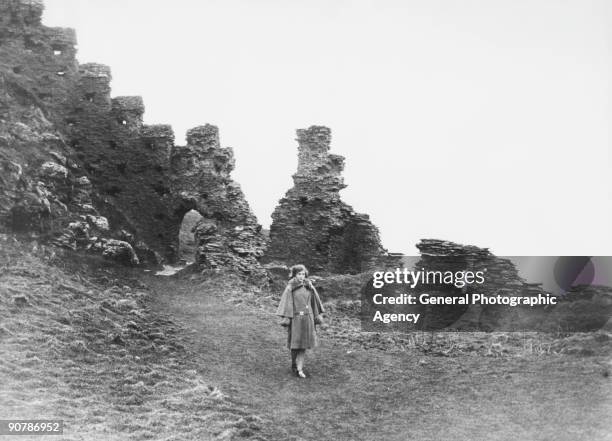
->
[289,264,308,279]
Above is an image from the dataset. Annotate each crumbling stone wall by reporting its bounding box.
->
[265,126,399,274]
[66,62,265,270]
[413,239,546,330]
[0,0,78,122]
[0,0,103,247]
[65,62,177,262]
[170,125,266,278]
[0,0,266,274]
[415,239,542,297]
[411,239,612,331]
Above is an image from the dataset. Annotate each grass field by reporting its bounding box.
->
[1,235,611,440]
[149,274,612,441]
[0,236,264,440]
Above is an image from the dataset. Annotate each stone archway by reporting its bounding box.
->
[178,209,203,264]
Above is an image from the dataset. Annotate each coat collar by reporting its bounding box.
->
[288,277,313,292]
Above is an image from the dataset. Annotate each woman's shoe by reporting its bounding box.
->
[297,370,306,378]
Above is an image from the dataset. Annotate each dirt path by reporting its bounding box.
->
[147,275,612,441]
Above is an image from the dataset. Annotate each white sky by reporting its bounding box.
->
[42,0,612,256]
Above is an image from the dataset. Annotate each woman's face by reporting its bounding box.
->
[296,270,306,281]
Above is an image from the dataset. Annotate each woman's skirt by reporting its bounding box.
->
[287,313,318,349]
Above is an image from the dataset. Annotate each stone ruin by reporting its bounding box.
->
[265,126,401,274]
[66,61,265,272]
[0,0,266,278]
[1,0,403,282]
[409,239,612,331]
[2,1,612,331]
[405,239,539,329]
[171,126,266,276]
[414,239,543,297]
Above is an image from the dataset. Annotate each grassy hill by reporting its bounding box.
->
[0,235,266,440]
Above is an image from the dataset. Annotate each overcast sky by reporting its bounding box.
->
[42,0,611,256]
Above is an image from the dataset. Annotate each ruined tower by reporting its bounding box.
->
[265,126,399,274]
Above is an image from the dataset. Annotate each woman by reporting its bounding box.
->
[276,264,325,378]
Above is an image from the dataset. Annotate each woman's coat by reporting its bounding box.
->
[276,277,325,349]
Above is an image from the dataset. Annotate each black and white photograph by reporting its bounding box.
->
[1,0,611,439]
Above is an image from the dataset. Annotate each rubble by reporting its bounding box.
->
[100,239,139,265]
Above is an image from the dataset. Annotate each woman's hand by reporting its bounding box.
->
[279,317,291,327]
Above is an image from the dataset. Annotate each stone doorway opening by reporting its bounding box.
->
[178,209,203,265]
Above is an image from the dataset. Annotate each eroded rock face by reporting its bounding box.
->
[265,126,399,274]
[0,0,266,274]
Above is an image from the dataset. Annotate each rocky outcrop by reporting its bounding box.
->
[0,0,266,274]
[265,126,400,274]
